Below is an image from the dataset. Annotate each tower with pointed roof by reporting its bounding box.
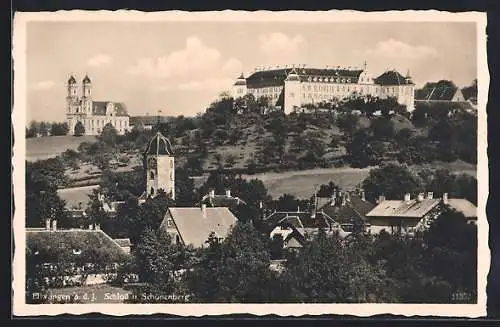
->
[143,129,175,200]
[232,73,247,99]
[66,75,81,117]
[283,68,301,113]
[81,75,93,114]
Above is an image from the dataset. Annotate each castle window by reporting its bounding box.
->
[175,235,181,244]
[170,171,173,180]
[150,171,155,179]
[150,187,155,196]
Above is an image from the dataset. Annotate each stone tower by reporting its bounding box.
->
[82,75,93,115]
[66,75,79,114]
[283,68,301,114]
[143,131,175,200]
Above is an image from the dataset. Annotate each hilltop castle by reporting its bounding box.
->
[66,75,130,136]
[231,63,415,114]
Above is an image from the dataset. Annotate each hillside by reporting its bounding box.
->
[26,135,97,162]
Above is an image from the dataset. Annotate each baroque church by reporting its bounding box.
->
[66,75,130,136]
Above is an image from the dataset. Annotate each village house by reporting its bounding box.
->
[414,86,475,115]
[158,205,238,248]
[26,219,132,287]
[262,205,351,250]
[365,192,477,235]
[196,188,248,208]
[316,189,376,233]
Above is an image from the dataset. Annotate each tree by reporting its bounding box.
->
[423,80,457,89]
[336,113,359,135]
[362,164,424,202]
[187,222,276,302]
[370,118,395,140]
[280,229,392,302]
[86,189,109,228]
[39,122,49,137]
[316,181,338,197]
[422,209,477,302]
[50,122,69,136]
[461,79,478,101]
[99,123,119,146]
[74,121,85,136]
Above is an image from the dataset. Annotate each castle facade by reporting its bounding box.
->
[232,64,415,114]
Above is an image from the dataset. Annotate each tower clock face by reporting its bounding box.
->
[148,157,157,169]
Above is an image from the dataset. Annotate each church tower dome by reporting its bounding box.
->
[143,130,175,200]
[68,75,77,84]
[82,75,91,84]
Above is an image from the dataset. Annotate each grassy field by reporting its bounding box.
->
[243,167,373,199]
[26,135,97,162]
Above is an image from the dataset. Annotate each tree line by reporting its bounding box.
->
[26,121,70,138]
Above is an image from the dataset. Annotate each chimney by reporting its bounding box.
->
[45,218,51,230]
[51,219,57,231]
[209,189,215,198]
[346,192,351,203]
[404,193,411,202]
[297,206,300,212]
[341,194,346,206]
[427,192,434,200]
[378,195,386,203]
[201,203,207,218]
[361,190,366,202]
[259,201,263,209]
[417,193,424,202]
[443,193,449,205]
[225,189,231,198]
[89,224,94,230]
[95,224,101,230]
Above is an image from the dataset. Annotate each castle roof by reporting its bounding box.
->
[68,75,77,84]
[374,70,414,86]
[92,101,129,117]
[366,198,440,218]
[246,67,364,88]
[83,75,91,84]
[144,131,174,156]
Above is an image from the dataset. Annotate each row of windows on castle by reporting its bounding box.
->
[241,83,413,100]
[72,118,127,129]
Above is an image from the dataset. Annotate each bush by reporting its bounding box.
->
[74,121,85,136]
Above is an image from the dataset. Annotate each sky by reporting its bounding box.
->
[25,20,478,122]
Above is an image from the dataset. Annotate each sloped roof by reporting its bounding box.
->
[319,195,375,224]
[68,75,77,84]
[92,101,129,117]
[129,116,170,126]
[26,228,130,263]
[245,68,364,88]
[163,207,238,248]
[374,70,413,85]
[83,75,91,84]
[197,194,248,208]
[114,238,132,247]
[366,198,440,218]
[447,199,477,218]
[144,131,174,156]
[415,87,459,101]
